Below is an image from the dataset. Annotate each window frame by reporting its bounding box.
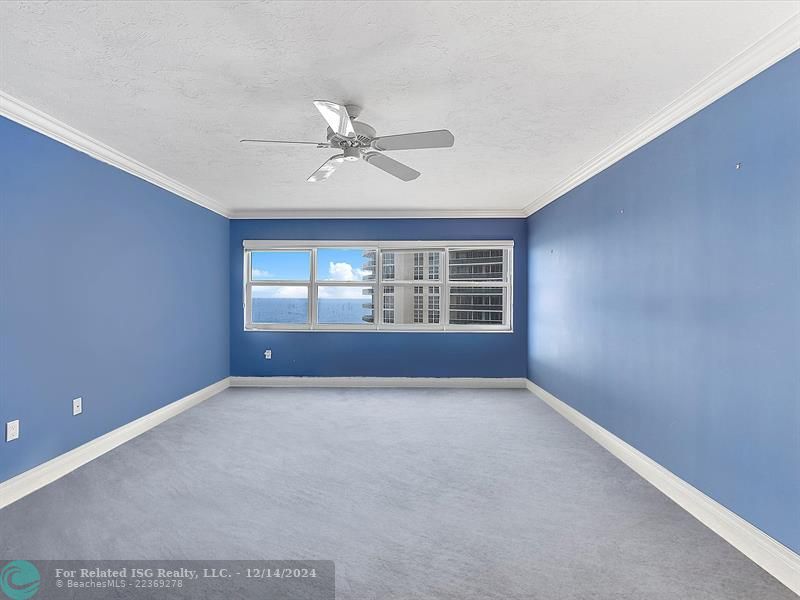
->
[378,248,445,331]
[314,245,377,331]
[243,240,513,333]
[245,249,313,330]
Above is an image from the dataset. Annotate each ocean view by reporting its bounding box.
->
[253,298,370,324]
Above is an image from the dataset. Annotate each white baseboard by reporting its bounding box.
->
[230,376,527,388]
[0,375,522,508]
[0,377,231,510]
[9,375,793,592]
[525,379,800,595]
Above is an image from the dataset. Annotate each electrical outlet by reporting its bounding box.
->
[73,397,83,416]
[6,420,19,442]
[264,349,272,360]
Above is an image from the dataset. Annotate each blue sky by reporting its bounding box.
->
[251,249,373,281]
[251,251,310,280]
[252,249,373,299]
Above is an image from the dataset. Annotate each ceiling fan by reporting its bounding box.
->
[241,101,454,182]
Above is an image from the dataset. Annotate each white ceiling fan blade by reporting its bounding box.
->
[313,100,355,138]
[241,139,331,147]
[363,152,420,181]
[307,154,345,182]
[371,129,454,151]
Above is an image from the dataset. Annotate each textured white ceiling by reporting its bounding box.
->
[1,1,797,215]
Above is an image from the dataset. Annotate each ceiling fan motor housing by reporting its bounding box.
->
[327,120,376,151]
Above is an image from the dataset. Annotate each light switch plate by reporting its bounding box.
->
[73,397,83,416]
[6,420,19,442]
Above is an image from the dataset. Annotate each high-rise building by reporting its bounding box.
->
[447,249,504,325]
[361,249,504,325]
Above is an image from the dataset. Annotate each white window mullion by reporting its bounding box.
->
[376,249,383,330]
[506,247,513,329]
[310,248,317,329]
[244,281,253,329]
[443,247,450,331]
[243,251,251,329]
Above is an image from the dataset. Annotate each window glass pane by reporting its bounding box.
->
[448,287,504,325]
[318,286,375,324]
[382,250,442,281]
[428,285,441,324]
[251,286,309,324]
[383,285,395,324]
[382,285,441,325]
[448,249,505,281]
[251,251,310,281]
[317,248,376,281]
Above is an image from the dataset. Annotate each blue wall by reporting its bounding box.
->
[230,219,527,377]
[0,117,230,483]
[527,52,800,552]
[3,48,795,555]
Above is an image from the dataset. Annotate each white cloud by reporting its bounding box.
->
[327,261,369,282]
[318,261,372,299]
[252,268,272,278]
[252,286,307,299]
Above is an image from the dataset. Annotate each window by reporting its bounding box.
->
[243,241,512,332]
[446,248,509,327]
[383,286,395,324]
[382,250,441,283]
[382,253,395,280]
[428,286,441,324]
[314,247,376,326]
[448,249,504,281]
[413,286,424,323]
[247,250,311,327]
[449,287,504,325]
[428,253,440,280]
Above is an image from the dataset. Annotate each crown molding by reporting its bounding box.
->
[3,12,796,223]
[0,90,231,218]
[0,94,524,221]
[228,208,526,219]
[0,90,524,221]
[522,13,800,217]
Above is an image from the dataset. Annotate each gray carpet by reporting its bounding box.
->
[0,387,794,599]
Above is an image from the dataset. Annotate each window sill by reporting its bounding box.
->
[243,326,514,334]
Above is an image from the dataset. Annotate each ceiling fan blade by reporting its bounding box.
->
[313,100,355,138]
[241,139,330,147]
[307,154,345,182]
[363,152,420,181]
[371,129,454,151]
